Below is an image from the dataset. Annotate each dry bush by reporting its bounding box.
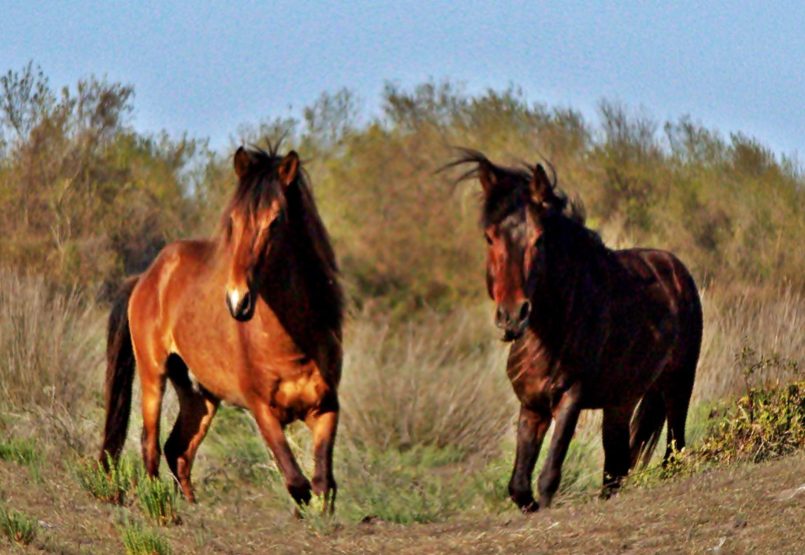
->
[339,306,514,459]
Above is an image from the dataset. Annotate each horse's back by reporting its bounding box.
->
[582,247,701,406]
[128,239,218,346]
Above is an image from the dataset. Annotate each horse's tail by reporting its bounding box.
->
[628,386,666,469]
[629,271,703,469]
[99,276,139,467]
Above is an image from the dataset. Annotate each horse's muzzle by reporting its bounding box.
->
[496,301,531,342]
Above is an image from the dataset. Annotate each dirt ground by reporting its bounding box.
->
[1,453,803,554]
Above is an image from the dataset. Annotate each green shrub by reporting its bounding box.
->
[0,504,38,546]
[119,520,172,555]
[697,380,804,464]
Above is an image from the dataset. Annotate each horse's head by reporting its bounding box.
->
[223,146,299,321]
[472,154,563,341]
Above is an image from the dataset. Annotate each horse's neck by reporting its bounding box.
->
[260,237,338,352]
[531,224,610,353]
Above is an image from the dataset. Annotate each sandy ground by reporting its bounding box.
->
[1,453,803,554]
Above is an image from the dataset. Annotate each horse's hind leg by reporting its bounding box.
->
[601,403,634,497]
[137,356,168,478]
[662,367,695,462]
[164,362,219,502]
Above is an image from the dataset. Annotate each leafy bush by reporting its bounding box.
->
[697,380,804,464]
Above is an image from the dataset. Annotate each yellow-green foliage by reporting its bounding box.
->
[698,380,804,464]
[3,67,803,312]
[0,63,201,293]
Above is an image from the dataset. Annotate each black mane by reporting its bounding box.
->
[448,149,591,232]
[225,143,344,334]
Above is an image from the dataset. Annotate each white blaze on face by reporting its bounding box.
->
[228,289,241,311]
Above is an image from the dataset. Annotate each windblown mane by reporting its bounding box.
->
[448,148,590,231]
[224,143,344,332]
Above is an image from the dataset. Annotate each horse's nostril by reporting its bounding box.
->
[240,292,251,315]
[519,301,531,323]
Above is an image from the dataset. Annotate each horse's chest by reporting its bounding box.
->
[259,362,329,423]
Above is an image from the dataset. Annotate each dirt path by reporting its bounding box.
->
[2,453,803,554]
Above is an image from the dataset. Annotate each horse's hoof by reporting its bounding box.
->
[288,480,312,506]
[520,500,540,513]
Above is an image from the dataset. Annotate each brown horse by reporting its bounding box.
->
[453,150,702,511]
[99,145,344,511]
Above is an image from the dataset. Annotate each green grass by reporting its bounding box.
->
[0,437,42,482]
[0,504,38,546]
[0,437,40,466]
[119,520,172,555]
[136,475,180,526]
[72,454,140,504]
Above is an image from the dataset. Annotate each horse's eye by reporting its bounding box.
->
[484,233,493,245]
[226,216,233,238]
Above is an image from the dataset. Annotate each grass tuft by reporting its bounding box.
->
[119,520,172,555]
[0,504,38,546]
[136,476,180,526]
[0,437,40,466]
[72,454,140,504]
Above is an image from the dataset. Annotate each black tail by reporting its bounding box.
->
[629,386,666,469]
[629,273,703,469]
[99,276,139,467]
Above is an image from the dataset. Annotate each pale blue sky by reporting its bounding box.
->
[2,1,804,156]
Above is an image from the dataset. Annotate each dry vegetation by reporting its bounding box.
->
[1,64,804,552]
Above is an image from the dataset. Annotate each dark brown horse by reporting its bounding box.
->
[454,150,702,511]
[99,145,344,511]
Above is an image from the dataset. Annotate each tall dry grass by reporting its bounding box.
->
[340,307,514,459]
[0,269,104,451]
[696,286,804,401]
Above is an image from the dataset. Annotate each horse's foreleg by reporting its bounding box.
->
[306,404,338,513]
[252,403,311,506]
[508,404,550,512]
[601,404,633,498]
[537,385,582,508]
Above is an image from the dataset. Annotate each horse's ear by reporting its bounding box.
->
[529,163,554,205]
[234,147,253,179]
[478,159,497,194]
[278,150,300,187]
